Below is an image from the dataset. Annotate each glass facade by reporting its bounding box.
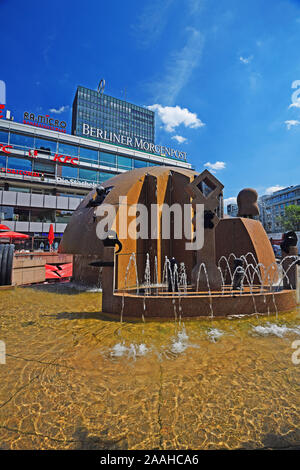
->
[0,128,168,186]
[35,137,57,153]
[72,86,155,144]
[0,118,191,242]
[0,206,72,224]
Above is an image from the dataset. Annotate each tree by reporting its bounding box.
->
[276,205,300,231]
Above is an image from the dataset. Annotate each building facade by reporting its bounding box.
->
[0,118,192,248]
[227,203,238,218]
[72,86,155,144]
[259,185,300,233]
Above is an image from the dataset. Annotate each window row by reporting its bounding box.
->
[0,131,157,166]
[0,206,73,224]
[0,155,117,183]
[0,154,158,184]
[0,181,85,198]
[77,90,154,115]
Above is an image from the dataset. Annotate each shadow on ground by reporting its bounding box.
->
[260,430,300,450]
[41,311,124,322]
[72,426,128,450]
[24,282,101,296]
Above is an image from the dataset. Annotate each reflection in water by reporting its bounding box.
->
[0,284,299,450]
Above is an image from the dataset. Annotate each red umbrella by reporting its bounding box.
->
[0,224,10,231]
[0,231,30,240]
[48,224,54,248]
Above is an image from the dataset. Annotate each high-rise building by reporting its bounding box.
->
[72,85,155,143]
[259,185,300,232]
[0,81,191,246]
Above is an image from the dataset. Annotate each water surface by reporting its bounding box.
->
[0,284,299,450]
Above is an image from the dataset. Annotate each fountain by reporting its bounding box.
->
[59,166,299,320]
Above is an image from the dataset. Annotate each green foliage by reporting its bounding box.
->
[276,205,300,231]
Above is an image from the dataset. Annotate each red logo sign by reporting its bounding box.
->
[28,149,38,158]
[23,112,67,133]
[0,143,12,153]
[53,154,78,165]
[0,104,4,119]
[0,145,79,166]
[1,167,40,177]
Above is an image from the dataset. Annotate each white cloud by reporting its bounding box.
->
[148,104,205,132]
[49,105,69,114]
[265,185,285,195]
[224,196,237,208]
[288,80,300,108]
[288,101,300,109]
[152,27,205,104]
[249,72,261,91]
[133,0,174,47]
[188,0,203,14]
[285,119,300,130]
[204,161,226,172]
[239,55,253,64]
[172,135,187,144]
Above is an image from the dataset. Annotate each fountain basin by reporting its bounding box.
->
[110,288,297,320]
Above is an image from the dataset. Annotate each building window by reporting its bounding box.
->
[99,172,115,183]
[31,208,55,223]
[61,165,78,179]
[35,137,57,154]
[117,156,132,170]
[55,210,73,224]
[9,186,30,193]
[0,155,6,168]
[0,130,9,143]
[79,146,99,163]
[0,206,30,221]
[9,132,35,149]
[100,152,116,167]
[7,157,32,171]
[134,159,147,168]
[0,206,13,220]
[58,142,79,157]
[79,168,98,182]
[34,161,55,176]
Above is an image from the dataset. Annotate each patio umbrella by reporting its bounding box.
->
[0,224,10,231]
[48,224,54,246]
[0,231,30,241]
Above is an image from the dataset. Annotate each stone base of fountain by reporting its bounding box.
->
[105,287,298,320]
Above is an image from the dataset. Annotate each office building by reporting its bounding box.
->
[259,185,300,233]
[0,114,191,247]
[227,203,238,218]
[72,85,155,144]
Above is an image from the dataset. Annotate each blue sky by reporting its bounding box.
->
[1,0,300,207]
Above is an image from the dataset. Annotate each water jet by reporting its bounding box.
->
[59,166,299,320]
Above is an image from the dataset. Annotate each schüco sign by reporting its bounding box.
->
[23,112,67,133]
[82,124,187,161]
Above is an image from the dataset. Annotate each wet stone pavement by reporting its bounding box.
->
[0,284,300,450]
